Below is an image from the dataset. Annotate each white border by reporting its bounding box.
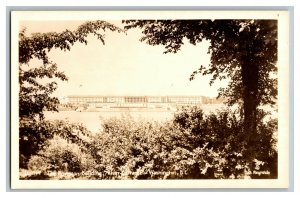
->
[10,10,289,190]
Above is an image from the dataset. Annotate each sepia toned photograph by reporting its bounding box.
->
[10,10,290,189]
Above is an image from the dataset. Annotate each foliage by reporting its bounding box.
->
[38,135,96,173]
[20,170,50,180]
[123,20,278,144]
[18,20,124,177]
[19,119,93,169]
[19,21,123,120]
[89,108,277,179]
[123,20,277,107]
[27,155,49,172]
[91,115,167,179]
[172,106,277,179]
[19,62,68,119]
[20,107,277,180]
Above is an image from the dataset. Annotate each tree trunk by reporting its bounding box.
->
[239,30,259,137]
[241,62,258,135]
[241,50,259,162]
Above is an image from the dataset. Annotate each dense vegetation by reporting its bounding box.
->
[123,20,278,136]
[18,20,278,180]
[20,107,277,180]
[18,20,123,170]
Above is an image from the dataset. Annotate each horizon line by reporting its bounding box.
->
[66,95,219,98]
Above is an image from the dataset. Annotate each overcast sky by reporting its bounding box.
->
[21,20,228,98]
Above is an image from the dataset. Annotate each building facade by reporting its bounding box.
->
[67,95,223,109]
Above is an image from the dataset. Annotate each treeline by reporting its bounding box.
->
[19,106,277,180]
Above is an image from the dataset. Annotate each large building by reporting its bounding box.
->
[66,95,223,109]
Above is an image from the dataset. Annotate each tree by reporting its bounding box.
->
[19,20,123,120]
[123,20,277,147]
[19,21,123,168]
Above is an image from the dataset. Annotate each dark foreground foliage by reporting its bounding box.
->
[19,107,277,180]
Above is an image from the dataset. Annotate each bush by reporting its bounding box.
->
[91,107,277,179]
[91,115,172,179]
[20,107,277,179]
[171,106,277,178]
[27,155,49,172]
[39,135,96,173]
[20,171,50,180]
[19,119,93,169]
[19,118,54,168]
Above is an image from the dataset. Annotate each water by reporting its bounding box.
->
[44,104,226,133]
[44,110,175,133]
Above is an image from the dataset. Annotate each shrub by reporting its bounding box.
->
[27,155,49,172]
[92,115,171,179]
[20,107,277,179]
[19,119,94,169]
[92,107,277,179]
[172,106,277,178]
[39,135,96,173]
[20,171,50,180]
[19,118,54,168]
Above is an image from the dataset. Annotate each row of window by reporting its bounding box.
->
[68,96,205,104]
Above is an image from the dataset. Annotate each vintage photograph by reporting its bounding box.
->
[11,11,289,188]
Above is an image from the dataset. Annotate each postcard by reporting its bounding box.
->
[11,10,290,189]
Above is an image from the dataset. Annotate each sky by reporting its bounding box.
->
[21,20,228,98]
